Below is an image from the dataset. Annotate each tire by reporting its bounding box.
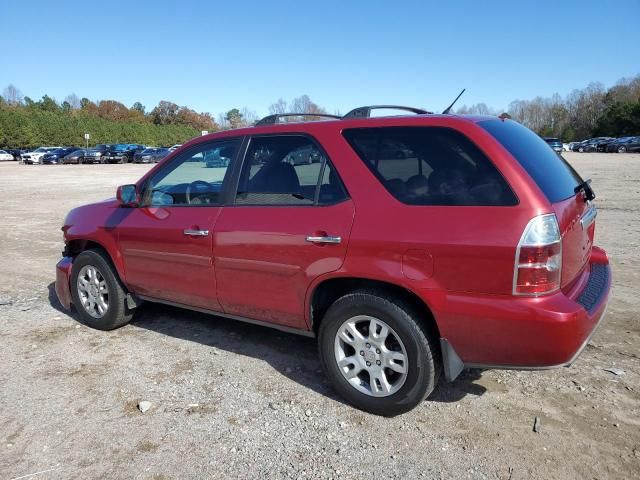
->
[618,146,626,153]
[70,249,134,330]
[578,147,584,152]
[120,155,128,164]
[318,290,441,416]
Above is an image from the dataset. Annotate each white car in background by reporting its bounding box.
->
[22,147,62,164]
[0,150,15,161]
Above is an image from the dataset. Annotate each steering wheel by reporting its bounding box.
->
[186,180,213,204]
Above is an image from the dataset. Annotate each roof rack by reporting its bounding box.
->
[255,113,342,126]
[342,105,432,119]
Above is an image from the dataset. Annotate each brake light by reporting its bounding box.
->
[513,214,562,296]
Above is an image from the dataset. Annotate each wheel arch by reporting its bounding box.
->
[308,276,441,342]
[65,238,126,283]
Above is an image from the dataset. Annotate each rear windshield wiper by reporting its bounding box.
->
[574,179,596,201]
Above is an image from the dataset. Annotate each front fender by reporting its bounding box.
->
[63,199,134,284]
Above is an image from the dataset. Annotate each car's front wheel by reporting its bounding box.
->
[70,250,134,330]
[318,290,440,416]
[618,146,626,153]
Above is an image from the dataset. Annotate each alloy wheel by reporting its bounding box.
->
[334,315,408,397]
[76,265,109,318]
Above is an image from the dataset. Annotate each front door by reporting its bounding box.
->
[214,134,355,328]
[118,138,242,310]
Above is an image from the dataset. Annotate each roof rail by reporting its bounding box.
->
[342,105,432,119]
[255,113,342,126]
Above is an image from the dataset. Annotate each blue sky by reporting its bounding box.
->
[2,0,639,117]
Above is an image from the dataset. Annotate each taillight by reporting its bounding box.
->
[513,214,562,296]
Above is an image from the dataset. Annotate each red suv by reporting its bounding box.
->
[55,107,611,416]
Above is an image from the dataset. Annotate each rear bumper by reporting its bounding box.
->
[433,246,612,380]
[55,256,74,310]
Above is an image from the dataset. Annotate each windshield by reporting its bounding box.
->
[480,119,582,203]
[34,148,47,153]
[113,144,129,151]
[141,148,156,154]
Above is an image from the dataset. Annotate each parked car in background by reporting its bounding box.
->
[62,149,88,164]
[103,144,145,163]
[41,147,78,164]
[589,137,616,152]
[562,143,570,151]
[83,144,112,164]
[571,138,607,152]
[55,108,610,416]
[606,136,640,153]
[0,150,14,161]
[22,147,62,164]
[543,137,563,153]
[5,148,29,160]
[169,144,182,152]
[133,147,170,163]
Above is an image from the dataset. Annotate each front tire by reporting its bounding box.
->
[318,290,440,416]
[618,146,626,153]
[70,249,133,330]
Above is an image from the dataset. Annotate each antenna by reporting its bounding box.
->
[442,88,466,114]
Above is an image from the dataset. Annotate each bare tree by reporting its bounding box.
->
[3,84,23,106]
[64,93,81,110]
[268,98,287,114]
[241,107,258,126]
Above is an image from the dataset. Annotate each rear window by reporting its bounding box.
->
[480,120,582,203]
[343,127,517,206]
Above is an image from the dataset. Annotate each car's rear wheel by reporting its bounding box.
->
[70,250,133,330]
[618,146,626,153]
[318,290,440,416]
[578,147,584,152]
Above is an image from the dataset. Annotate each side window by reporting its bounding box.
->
[343,127,517,206]
[143,139,240,206]
[235,135,347,206]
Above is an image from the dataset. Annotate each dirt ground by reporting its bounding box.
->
[0,153,638,479]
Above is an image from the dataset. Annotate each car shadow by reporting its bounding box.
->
[47,282,487,406]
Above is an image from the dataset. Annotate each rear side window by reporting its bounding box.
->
[343,127,517,206]
[480,120,582,202]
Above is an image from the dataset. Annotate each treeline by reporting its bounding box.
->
[0,87,217,148]
[2,76,638,147]
[456,74,640,141]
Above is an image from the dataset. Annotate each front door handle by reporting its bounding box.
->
[306,235,341,244]
[184,229,209,237]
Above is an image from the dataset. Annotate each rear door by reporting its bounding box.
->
[117,138,242,310]
[213,134,355,329]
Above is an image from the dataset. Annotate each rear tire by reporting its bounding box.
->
[578,147,584,152]
[618,146,626,153]
[318,290,440,416]
[70,249,133,330]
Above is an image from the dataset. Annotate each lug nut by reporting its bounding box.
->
[360,351,364,356]
[365,343,371,348]
[376,360,381,366]
[376,348,380,354]
[366,361,371,367]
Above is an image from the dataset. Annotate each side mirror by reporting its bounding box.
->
[116,184,139,207]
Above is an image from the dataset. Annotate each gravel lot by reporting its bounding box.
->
[1,153,639,479]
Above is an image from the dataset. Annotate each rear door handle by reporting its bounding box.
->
[184,229,209,237]
[306,235,341,244]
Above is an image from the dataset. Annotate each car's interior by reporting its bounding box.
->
[235,137,346,206]
[344,128,518,206]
